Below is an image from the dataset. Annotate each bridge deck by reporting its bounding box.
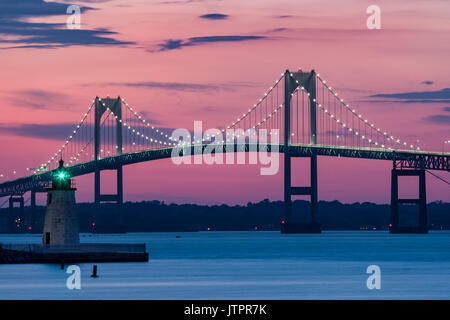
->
[0,143,449,197]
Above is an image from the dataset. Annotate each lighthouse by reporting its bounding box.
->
[42,159,79,246]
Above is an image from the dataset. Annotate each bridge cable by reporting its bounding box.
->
[426,170,450,186]
[0,198,9,209]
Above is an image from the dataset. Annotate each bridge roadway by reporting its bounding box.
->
[1,143,449,197]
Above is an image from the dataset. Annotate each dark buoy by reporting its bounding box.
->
[91,265,98,278]
[176,235,181,238]
[60,260,64,270]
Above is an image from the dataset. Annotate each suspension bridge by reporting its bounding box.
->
[0,69,449,233]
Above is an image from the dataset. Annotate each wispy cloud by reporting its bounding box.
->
[151,35,267,52]
[0,0,133,49]
[97,80,257,92]
[58,0,113,3]
[6,89,72,110]
[0,122,77,140]
[158,0,214,4]
[199,13,229,20]
[102,81,221,91]
[370,88,450,100]
[366,88,450,104]
[0,120,168,140]
[360,99,450,104]
[423,115,450,124]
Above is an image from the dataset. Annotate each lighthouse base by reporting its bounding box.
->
[43,190,79,245]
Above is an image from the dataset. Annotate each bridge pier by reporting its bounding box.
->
[94,167,124,233]
[30,190,36,233]
[27,189,47,233]
[390,168,427,234]
[282,154,321,233]
[281,69,321,234]
[9,195,24,233]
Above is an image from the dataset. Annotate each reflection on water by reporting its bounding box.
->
[0,231,449,299]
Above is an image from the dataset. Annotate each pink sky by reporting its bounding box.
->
[0,0,449,205]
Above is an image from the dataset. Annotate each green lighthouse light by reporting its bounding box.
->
[51,159,73,190]
[58,172,67,180]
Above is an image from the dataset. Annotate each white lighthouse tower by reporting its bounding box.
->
[42,159,79,246]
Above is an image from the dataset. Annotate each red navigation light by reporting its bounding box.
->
[92,222,96,227]
[389,224,392,228]
[28,226,32,230]
[281,220,285,224]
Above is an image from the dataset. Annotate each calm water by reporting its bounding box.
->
[0,231,449,299]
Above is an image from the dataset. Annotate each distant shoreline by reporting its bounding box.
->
[1,199,449,233]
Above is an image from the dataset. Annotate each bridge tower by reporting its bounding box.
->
[94,96,124,232]
[281,69,321,233]
[390,163,428,233]
[8,195,24,233]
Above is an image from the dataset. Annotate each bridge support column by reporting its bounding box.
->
[9,196,24,233]
[94,166,124,233]
[281,69,321,234]
[282,155,321,233]
[390,168,427,234]
[30,190,36,233]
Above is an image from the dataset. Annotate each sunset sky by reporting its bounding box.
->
[0,0,449,205]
